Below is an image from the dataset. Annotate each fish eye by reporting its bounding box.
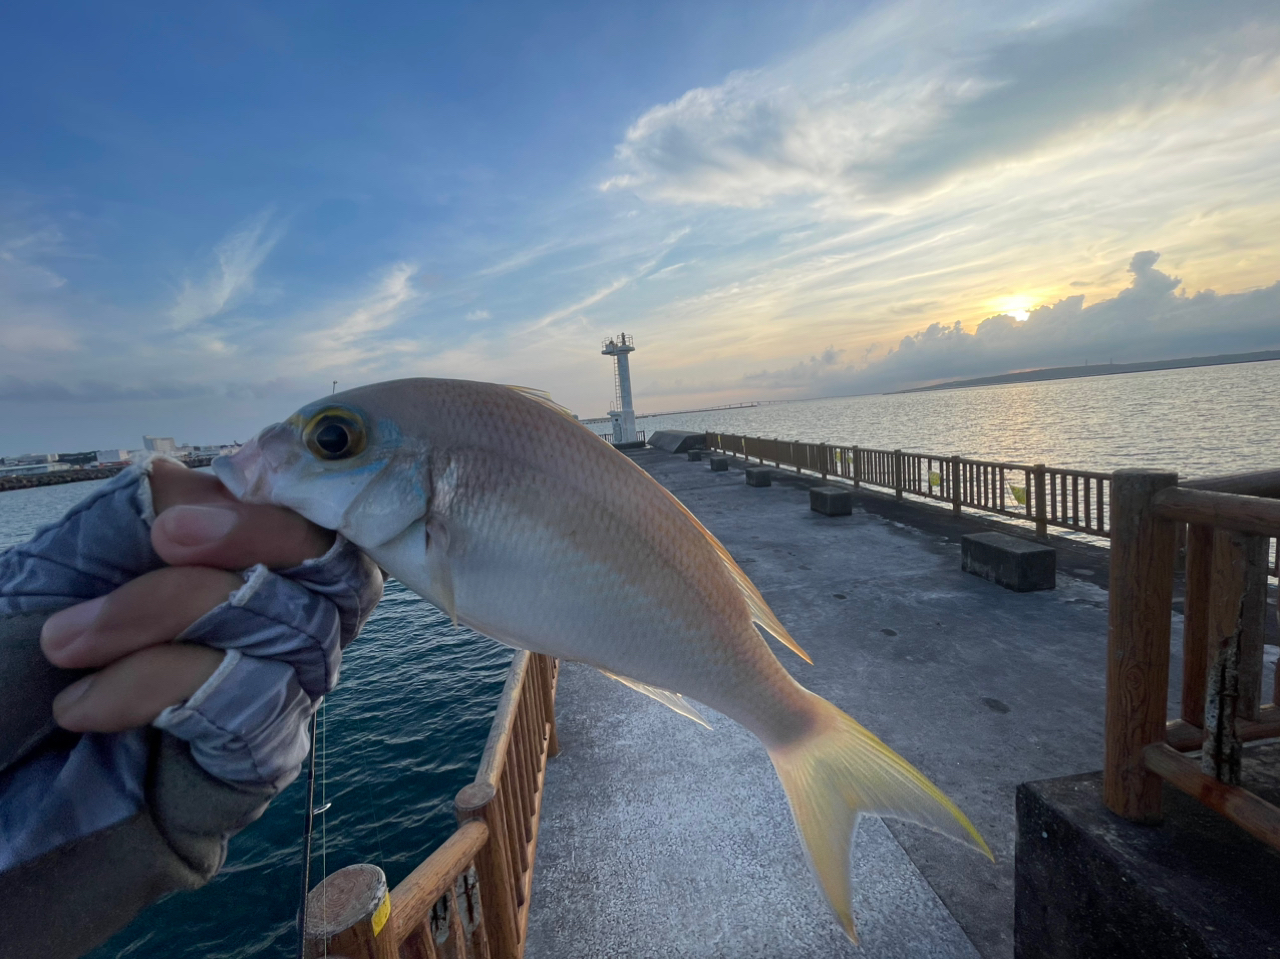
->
[303,408,367,461]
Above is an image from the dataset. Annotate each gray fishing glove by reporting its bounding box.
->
[0,457,382,959]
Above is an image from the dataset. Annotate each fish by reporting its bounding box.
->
[214,377,991,939]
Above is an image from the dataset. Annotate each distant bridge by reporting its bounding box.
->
[579,401,759,426]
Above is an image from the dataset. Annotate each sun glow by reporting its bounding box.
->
[993,296,1035,322]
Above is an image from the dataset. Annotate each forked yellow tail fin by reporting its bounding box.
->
[768,693,992,940]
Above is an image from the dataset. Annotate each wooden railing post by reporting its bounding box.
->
[819,442,829,479]
[456,783,520,959]
[541,655,560,758]
[893,449,903,500]
[1033,465,1048,540]
[1180,524,1214,727]
[1104,469,1178,823]
[1198,527,1259,783]
[1237,534,1269,722]
[852,447,861,487]
[951,455,962,515]
[304,864,398,959]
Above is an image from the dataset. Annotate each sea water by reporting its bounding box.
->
[0,359,1275,957]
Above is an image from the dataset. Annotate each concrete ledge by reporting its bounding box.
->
[745,467,773,487]
[809,485,853,516]
[648,430,706,454]
[962,532,1055,592]
[1015,746,1280,959]
[708,455,729,472]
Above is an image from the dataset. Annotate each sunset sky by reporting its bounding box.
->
[3,0,1279,453]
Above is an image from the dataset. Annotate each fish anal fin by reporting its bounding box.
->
[598,670,712,729]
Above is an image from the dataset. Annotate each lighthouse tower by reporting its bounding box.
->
[601,333,637,445]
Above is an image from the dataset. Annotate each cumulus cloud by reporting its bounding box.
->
[743,252,1280,393]
[170,209,283,328]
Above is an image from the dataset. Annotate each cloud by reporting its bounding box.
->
[295,261,424,373]
[465,309,491,321]
[0,325,77,353]
[742,251,1280,393]
[605,0,1280,211]
[170,209,283,328]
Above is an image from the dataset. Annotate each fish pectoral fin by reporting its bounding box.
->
[425,517,457,625]
[598,670,713,729]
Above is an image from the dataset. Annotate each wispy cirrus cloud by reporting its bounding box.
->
[298,261,424,372]
[604,0,1280,212]
[170,209,283,328]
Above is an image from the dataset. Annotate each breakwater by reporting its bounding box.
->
[0,455,215,493]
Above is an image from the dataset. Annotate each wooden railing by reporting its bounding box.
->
[1104,468,1280,850]
[704,432,1113,538]
[303,651,560,959]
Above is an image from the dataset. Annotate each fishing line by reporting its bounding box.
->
[320,696,329,959]
[295,709,320,959]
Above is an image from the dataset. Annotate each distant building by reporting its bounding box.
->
[8,453,57,466]
[144,436,177,452]
[95,450,132,465]
[0,462,71,476]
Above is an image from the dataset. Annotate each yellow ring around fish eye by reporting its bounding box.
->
[303,407,368,461]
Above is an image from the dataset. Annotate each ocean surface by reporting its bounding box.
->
[641,359,1280,479]
[1,358,1276,957]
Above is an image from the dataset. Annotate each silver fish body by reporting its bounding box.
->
[215,377,989,938]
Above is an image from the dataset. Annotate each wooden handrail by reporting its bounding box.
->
[704,432,1113,537]
[304,651,560,959]
[1153,487,1280,536]
[477,652,531,785]
[1183,468,1280,497]
[1103,466,1279,855]
[1144,744,1280,850]
[1165,704,1280,752]
[389,819,489,932]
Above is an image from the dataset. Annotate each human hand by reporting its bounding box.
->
[40,458,339,733]
[1,455,383,788]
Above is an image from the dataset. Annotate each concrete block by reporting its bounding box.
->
[687,449,704,461]
[745,467,773,487]
[961,532,1055,592]
[648,430,706,454]
[1015,747,1280,959]
[809,486,853,516]
[708,455,729,472]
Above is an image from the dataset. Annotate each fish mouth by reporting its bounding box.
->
[213,429,276,503]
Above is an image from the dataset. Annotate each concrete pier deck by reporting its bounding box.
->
[524,449,1191,959]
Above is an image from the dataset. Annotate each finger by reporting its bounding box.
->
[53,644,225,733]
[41,566,243,669]
[148,456,238,513]
[149,455,335,569]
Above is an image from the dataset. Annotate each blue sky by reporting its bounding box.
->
[3,0,1280,454]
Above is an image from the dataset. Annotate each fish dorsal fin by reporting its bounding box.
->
[505,385,578,420]
[648,482,813,665]
[598,669,712,729]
